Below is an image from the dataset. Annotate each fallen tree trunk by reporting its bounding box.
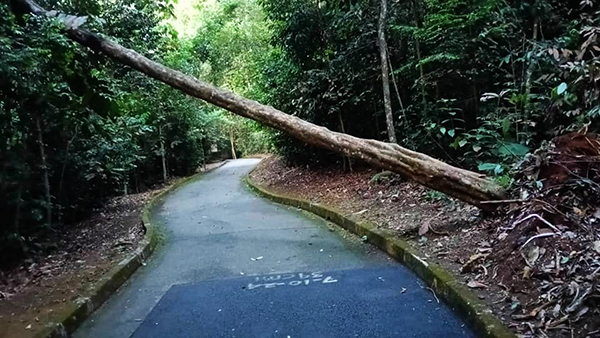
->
[9,0,506,209]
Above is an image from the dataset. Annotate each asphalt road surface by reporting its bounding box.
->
[74,159,475,338]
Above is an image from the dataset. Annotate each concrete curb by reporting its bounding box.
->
[246,175,516,338]
[37,161,228,338]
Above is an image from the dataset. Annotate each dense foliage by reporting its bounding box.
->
[258,0,600,176]
[0,0,235,266]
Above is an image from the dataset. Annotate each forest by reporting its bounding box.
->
[1,0,599,266]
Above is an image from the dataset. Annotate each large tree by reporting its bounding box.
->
[9,0,506,209]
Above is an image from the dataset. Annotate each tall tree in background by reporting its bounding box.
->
[377,0,396,143]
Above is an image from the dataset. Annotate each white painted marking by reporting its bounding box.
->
[247,272,338,289]
[264,282,285,289]
[322,276,338,284]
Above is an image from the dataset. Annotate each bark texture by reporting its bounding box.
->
[11,0,506,209]
[159,125,168,182]
[229,129,237,160]
[377,0,396,143]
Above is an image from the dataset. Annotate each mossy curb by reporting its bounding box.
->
[36,161,228,338]
[246,175,515,338]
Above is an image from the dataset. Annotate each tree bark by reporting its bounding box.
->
[377,0,396,143]
[523,18,539,137]
[11,0,505,209]
[201,137,207,171]
[159,125,168,182]
[410,0,427,115]
[229,129,237,159]
[415,38,427,114]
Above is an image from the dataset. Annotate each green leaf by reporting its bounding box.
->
[498,143,529,158]
[458,139,467,147]
[448,129,455,137]
[494,164,504,175]
[557,82,568,95]
[478,163,498,172]
[501,119,511,137]
[440,127,446,135]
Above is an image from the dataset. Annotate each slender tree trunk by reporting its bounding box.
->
[510,55,520,142]
[377,0,396,143]
[11,0,505,209]
[415,38,427,114]
[35,115,52,227]
[161,140,167,182]
[201,137,207,171]
[523,18,539,136]
[159,125,167,182]
[410,0,427,114]
[230,129,237,159]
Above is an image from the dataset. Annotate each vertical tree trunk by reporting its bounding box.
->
[410,0,427,115]
[523,18,539,136]
[510,56,520,142]
[415,38,427,114]
[35,115,52,227]
[230,129,237,159]
[201,137,207,171]
[159,125,168,182]
[377,0,396,143]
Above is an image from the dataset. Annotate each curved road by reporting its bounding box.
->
[75,159,474,337]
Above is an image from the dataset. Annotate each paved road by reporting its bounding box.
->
[75,159,474,338]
